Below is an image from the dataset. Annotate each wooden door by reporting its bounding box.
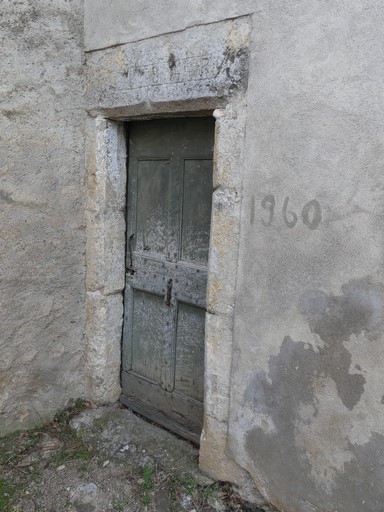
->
[121,117,214,442]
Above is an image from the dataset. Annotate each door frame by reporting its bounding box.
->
[84,11,251,482]
[86,88,248,494]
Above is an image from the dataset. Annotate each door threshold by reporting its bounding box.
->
[120,394,201,446]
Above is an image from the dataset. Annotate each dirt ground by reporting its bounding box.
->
[0,401,265,512]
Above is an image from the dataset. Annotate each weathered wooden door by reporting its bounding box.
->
[121,117,214,442]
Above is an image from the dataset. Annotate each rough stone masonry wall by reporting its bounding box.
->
[0,0,86,436]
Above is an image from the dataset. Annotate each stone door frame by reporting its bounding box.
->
[84,16,250,482]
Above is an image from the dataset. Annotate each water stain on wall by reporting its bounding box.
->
[244,277,384,510]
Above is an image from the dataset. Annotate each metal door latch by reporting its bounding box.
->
[165,278,173,306]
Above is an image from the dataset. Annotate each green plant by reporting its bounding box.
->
[51,441,92,467]
[201,484,215,499]
[0,478,14,511]
[0,431,40,467]
[140,465,154,491]
[0,399,91,511]
[142,493,151,507]
[182,473,198,495]
[167,471,179,504]
[78,460,89,472]
[139,464,155,508]
[112,495,129,511]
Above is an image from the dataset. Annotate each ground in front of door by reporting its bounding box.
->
[0,401,264,512]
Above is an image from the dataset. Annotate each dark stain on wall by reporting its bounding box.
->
[299,278,384,344]
[168,52,176,70]
[332,433,384,511]
[210,46,249,95]
[0,190,15,205]
[244,277,384,511]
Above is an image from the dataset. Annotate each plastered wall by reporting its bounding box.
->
[84,2,384,511]
[0,0,86,435]
[2,1,384,511]
[229,2,384,511]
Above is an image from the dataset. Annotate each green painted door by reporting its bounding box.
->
[121,117,214,442]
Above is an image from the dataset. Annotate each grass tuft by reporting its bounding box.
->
[0,478,14,512]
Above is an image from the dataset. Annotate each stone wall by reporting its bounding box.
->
[0,0,86,435]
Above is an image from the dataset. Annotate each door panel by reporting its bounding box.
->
[121,117,214,441]
[181,159,213,265]
[136,160,170,256]
[131,290,165,384]
[175,302,205,401]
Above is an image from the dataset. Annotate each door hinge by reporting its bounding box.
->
[165,278,173,306]
[127,233,135,274]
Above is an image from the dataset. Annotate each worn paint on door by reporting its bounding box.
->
[121,117,215,442]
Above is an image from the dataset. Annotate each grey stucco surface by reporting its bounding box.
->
[0,0,86,435]
[84,0,257,51]
[228,2,384,512]
[84,1,384,510]
[3,0,384,511]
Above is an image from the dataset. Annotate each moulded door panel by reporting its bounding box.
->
[181,159,213,265]
[174,302,206,402]
[136,159,170,257]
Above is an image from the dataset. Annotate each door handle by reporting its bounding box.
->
[165,278,173,306]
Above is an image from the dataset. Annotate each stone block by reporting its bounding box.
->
[85,208,125,295]
[207,188,241,315]
[213,101,247,191]
[86,18,250,112]
[85,291,123,402]
[204,313,233,424]
[86,117,126,213]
